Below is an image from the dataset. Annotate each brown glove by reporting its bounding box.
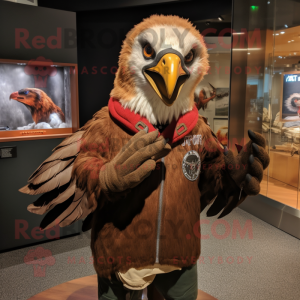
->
[206,130,270,218]
[224,130,270,195]
[99,129,171,201]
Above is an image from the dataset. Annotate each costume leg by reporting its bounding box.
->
[98,275,127,300]
[147,283,164,300]
[98,275,143,300]
[152,264,198,300]
[128,289,143,300]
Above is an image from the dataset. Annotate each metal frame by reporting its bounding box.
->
[240,194,300,239]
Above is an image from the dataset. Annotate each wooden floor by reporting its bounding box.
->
[28,274,217,300]
[260,175,299,209]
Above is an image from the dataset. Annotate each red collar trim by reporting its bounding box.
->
[108,97,198,144]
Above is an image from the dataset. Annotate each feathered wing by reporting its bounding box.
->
[20,130,94,230]
[20,107,112,231]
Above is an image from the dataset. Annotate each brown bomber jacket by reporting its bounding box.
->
[75,98,239,278]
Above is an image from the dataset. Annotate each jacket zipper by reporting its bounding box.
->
[155,157,165,263]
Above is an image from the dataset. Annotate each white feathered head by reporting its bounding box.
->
[110,15,209,124]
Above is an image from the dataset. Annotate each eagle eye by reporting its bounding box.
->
[184,50,194,63]
[143,43,155,59]
[19,90,29,95]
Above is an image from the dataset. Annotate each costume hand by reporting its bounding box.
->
[224,130,270,195]
[99,129,171,199]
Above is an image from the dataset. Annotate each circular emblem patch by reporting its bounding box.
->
[182,150,201,181]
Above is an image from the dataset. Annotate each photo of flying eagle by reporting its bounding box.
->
[9,88,65,125]
[284,93,300,119]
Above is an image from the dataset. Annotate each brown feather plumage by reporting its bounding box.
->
[20,107,111,228]
[27,180,76,214]
[42,190,87,230]
[29,157,75,185]
[53,130,84,151]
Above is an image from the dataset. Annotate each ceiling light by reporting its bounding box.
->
[248,53,250,55]
[288,41,291,43]
[218,15,224,21]
[232,48,261,51]
[285,24,288,28]
[275,33,279,36]
[291,40,294,42]
[280,31,285,34]
[268,1,270,3]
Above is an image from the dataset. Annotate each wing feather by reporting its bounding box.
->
[27,180,76,214]
[53,130,84,151]
[29,157,75,185]
[19,111,107,230]
[20,164,73,195]
[41,191,90,230]
[44,140,79,163]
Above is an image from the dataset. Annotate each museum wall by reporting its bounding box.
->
[0,1,80,252]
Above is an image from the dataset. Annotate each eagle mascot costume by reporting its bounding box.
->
[20,15,269,300]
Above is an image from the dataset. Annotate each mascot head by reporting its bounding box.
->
[111,15,209,124]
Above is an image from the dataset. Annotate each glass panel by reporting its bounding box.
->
[268,0,300,209]
[231,0,300,209]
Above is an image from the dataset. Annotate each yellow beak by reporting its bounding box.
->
[143,53,189,106]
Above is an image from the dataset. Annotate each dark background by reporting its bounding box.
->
[0,0,232,252]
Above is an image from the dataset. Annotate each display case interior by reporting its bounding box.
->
[242,0,300,210]
[0,58,79,142]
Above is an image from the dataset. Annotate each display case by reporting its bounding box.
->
[230,0,300,210]
[0,58,79,142]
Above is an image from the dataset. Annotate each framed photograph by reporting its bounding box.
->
[280,71,300,122]
[215,88,229,117]
[0,58,79,142]
[213,118,228,147]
